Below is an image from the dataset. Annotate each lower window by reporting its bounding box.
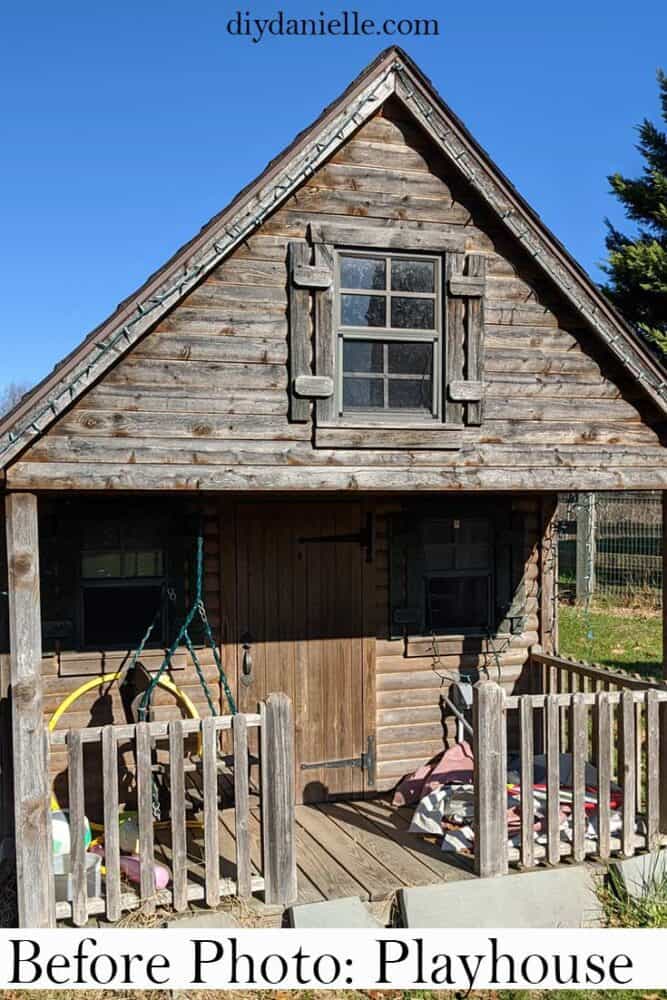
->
[81,583,164,648]
[342,339,434,413]
[425,574,492,632]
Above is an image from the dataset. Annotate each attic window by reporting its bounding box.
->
[336,251,441,420]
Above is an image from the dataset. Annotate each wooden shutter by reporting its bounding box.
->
[446,252,487,426]
[287,240,334,423]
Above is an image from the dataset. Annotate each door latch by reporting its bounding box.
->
[300,736,375,786]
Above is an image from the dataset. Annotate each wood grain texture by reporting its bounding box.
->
[261,693,297,905]
[519,696,535,869]
[473,682,507,877]
[136,722,156,910]
[5,493,55,927]
[102,725,121,923]
[202,716,221,907]
[288,241,311,422]
[68,729,88,927]
[169,720,188,912]
[233,712,252,898]
[545,694,560,865]
[596,692,612,859]
[9,102,663,489]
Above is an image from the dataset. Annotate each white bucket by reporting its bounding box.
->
[53,852,101,903]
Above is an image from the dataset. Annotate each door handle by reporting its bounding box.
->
[241,632,253,685]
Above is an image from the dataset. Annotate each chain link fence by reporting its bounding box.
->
[557,491,662,608]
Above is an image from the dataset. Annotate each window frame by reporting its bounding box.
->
[334,248,443,425]
[389,505,513,641]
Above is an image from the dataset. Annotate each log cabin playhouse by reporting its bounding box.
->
[1,48,667,927]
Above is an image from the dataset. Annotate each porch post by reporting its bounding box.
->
[5,492,54,927]
[473,681,508,877]
[539,494,559,656]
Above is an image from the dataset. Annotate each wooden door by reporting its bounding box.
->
[234,501,367,802]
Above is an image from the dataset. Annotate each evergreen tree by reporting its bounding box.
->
[603,70,667,355]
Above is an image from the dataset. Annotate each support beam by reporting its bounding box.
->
[5,492,54,927]
[539,493,559,656]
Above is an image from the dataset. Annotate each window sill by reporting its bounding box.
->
[404,633,512,658]
[51,646,189,679]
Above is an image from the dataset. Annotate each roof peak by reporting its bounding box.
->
[1,47,665,471]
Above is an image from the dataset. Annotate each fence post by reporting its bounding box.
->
[261,693,297,905]
[576,492,596,605]
[473,681,508,877]
[5,493,55,927]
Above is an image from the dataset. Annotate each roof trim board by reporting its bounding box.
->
[1,47,665,473]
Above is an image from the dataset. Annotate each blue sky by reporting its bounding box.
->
[1,0,665,393]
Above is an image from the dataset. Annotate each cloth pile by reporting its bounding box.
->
[393,741,634,855]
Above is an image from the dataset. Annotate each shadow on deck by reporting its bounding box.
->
[154,795,474,907]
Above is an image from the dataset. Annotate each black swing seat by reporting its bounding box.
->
[121,661,241,777]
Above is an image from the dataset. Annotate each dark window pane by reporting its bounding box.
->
[83,585,164,648]
[343,377,384,409]
[390,296,435,329]
[81,552,122,579]
[422,519,456,568]
[343,339,383,373]
[82,520,121,549]
[387,341,432,376]
[341,294,386,327]
[426,576,490,631]
[391,258,435,292]
[340,255,385,290]
[455,518,491,569]
[388,378,432,409]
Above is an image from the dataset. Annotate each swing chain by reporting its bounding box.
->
[137,530,237,720]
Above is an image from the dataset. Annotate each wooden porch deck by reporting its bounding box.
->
[153,796,473,907]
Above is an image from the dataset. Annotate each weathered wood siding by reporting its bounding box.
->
[371,495,541,791]
[6,99,665,491]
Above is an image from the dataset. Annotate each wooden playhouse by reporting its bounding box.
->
[1,48,667,927]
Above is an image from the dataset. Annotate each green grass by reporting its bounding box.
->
[558,602,662,678]
[598,862,667,928]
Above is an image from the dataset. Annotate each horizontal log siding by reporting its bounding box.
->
[373,496,539,791]
[9,99,665,491]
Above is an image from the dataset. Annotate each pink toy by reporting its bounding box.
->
[120,854,170,890]
[89,843,170,890]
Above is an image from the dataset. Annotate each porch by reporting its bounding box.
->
[2,488,666,926]
[55,796,472,925]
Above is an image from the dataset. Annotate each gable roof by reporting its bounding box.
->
[2,46,666,474]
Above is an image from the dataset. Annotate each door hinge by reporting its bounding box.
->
[298,512,375,562]
[300,736,375,786]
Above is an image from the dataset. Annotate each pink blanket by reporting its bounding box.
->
[392,741,474,807]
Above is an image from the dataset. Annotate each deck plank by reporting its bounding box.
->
[237,807,325,905]
[317,801,442,888]
[349,798,473,881]
[296,804,398,901]
[293,822,370,901]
